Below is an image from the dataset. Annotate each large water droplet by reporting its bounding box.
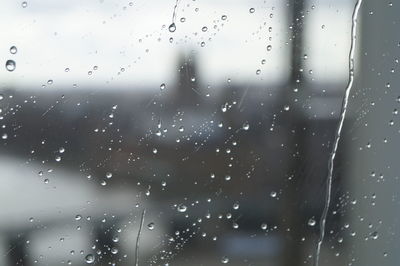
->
[5,60,16,72]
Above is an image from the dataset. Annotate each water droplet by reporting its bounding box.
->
[177,204,187,213]
[21,1,27,8]
[270,191,277,198]
[267,45,272,51]
[249,8,255,13]
[168,23,176,32]
[233,202,239,210]
[55,156,61,162]
[224,175,231,181]
[75,214,82,221]
[160,83,166,90]
[147,222,155,230]
[261,223,268,230]
[202,26,208,32]
[221,103,228,112]
[106,172,113,179]
[2,133,8,140]
[59,147,65,153]
[85,254,95,264]
[152,148,158,154]
[221,15,227,20]
[308,218,316,227]
[284,105,290,111]
[242,122,250,131]
[178,126,184,132]
[10,46,17,54]
[221,256,229,263]
[370,231,379,240]
[5,60,16,72]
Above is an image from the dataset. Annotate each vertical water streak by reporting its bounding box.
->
[172,0,180,24]
[135,209,146,266]
[314,0,363,265]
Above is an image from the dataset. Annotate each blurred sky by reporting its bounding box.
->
[0,0,353,91]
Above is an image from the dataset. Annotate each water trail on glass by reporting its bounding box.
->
[171,0,179,24]
[314,0,363,265]
[135,209,146,266]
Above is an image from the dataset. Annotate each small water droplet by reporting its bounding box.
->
[160,83,166,90]
[308,218,316,227]
[147,222,155,230]
[21,1,27,8]
[106,172,113,179]
[177,204,187,212]
[249,8,255,13]
[85,254,95,264]
[370,231,379,240]
[10,46,17,54]
[221,256,229,263]
[261,223,268,230]
[242,122,250,130]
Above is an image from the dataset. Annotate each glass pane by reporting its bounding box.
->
[0,0,397,265]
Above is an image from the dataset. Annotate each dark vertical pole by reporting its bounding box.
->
[281,1,306,266]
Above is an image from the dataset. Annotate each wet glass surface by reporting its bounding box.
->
[0,0,398,265]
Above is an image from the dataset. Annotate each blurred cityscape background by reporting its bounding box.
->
[0,0,399,265]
